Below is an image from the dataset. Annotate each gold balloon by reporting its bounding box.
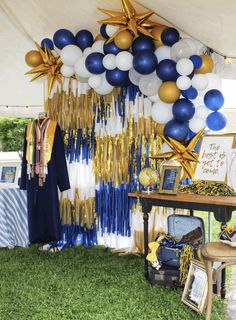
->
[158,81,180,103]
[95,34,105,41]
[195,55,214,74]
[114,30,133,50]
[151,25,167,44]
[25,50,43,67]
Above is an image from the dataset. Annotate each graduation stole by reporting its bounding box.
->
[26,118,57,186]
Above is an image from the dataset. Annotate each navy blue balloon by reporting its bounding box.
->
[41,38,54,50]
[204,89,224,111]
[75,29,94,50]
[206,112,227,131]
[133,50,157,75]
[53,29,75,49]
[190,55,202,69]
[181,86,198,100]
[173,98,195,122]
[106,68,129,86]
[156,59,178,81]
[100,24,109,39]
[132,36,155,55]
[161,28,180,46]
[85,53,105,74]
[164,119,189,142]
[103,41,122,55]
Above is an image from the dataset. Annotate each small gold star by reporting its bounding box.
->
[25,42,62,95]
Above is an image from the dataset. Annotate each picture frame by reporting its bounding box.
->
[158,165,181,194]
[0,161,21,188]
[194,133,236,183]
[181,259,208,313]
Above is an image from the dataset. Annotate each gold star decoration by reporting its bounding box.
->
[98,0,161,43]
[150,128,205,179]
[25,42,62,96]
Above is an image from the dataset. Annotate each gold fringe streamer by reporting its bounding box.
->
[60,192,96,229]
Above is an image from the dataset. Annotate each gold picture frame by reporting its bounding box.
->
[158,165,181,194]
[181,259,207,313]
[194,133,236,183]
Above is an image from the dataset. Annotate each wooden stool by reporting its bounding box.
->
[201,242,236,320]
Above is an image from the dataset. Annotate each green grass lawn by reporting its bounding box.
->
[194,211,236,242]
[0,244,226,320]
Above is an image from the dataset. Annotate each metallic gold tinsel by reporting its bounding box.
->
[94,117,162,186]
[60,191,96,229]
[180,181,236,196]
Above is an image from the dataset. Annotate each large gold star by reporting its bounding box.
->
[150,128,205,179]
[25,42,62,96]
[98,0,161,42]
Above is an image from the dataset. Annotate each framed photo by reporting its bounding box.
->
[181,259,207,313]
[194,133,236,183]
[158,165,181,194]
[0,162,21,188]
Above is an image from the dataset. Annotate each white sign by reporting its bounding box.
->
[194,135,236,182]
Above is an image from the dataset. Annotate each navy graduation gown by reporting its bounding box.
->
[20,123,70,244]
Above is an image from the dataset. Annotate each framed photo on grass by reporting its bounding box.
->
[181,259,207,313]
[158,165,181,194]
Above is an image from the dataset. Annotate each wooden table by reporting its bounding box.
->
[128,192,236,297]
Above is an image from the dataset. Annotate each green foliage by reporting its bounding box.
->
[0,245,226,320]
[0,118,31,152]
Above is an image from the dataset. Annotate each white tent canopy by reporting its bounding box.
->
[1,0,236,107]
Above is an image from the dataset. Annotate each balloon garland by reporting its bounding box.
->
[24,0,228,247]
[25,0,227,137]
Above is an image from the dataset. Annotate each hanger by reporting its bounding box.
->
[38,112,48,124]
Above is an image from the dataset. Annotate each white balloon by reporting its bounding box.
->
[74,56,91,78]
[88,75,102,89]
[61,45,82,67]
[95,74,114,95]
[115,51,133,71]
[205,73,222,90]
[92,40,105,53]
[148,94,160,103]
[103,54,116,70]
[52,49,59,58]
[129,68,142,86]
[180,38,197,56]
[106,25,119,37]
[170,41,192,62]
[160,142,173,154]
[60,64,74,77]
[139,74,161,96]
[155,46,171,62]
[83,47,93,57]
[151,101,173,124]
[197,73,222,97]
[191,74,208,90]
[176,76,191,90]
[195,105,209,119]
[176,58,194,76]
[189,116,205,133]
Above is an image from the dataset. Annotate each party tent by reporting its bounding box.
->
[1,0,236,109]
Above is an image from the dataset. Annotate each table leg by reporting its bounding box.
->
[141,201,153,280]
[220,222,226,298]
[189,209,194,216]
[143,211,149,279]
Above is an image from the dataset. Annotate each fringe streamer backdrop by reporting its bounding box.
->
[45,79,176,250]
